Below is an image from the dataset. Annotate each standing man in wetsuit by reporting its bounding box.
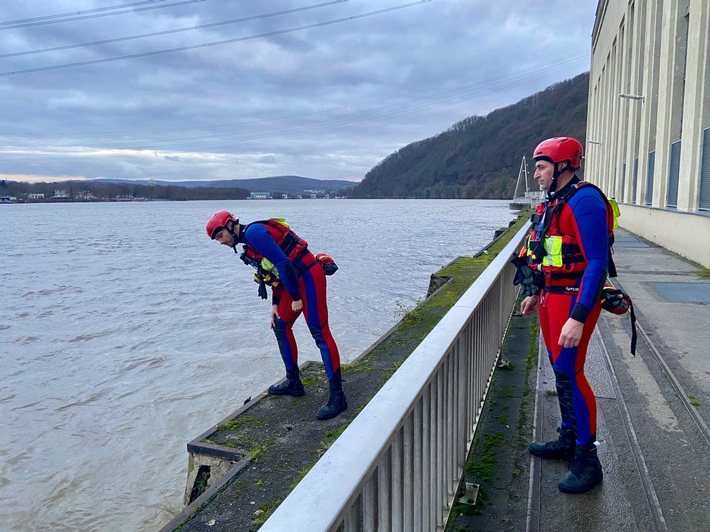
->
[516,137,612,494]
[206,211,347,420]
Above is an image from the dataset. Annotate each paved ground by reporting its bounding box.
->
[452,228,710,532]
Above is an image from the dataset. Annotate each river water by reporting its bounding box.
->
[0,199,515,531]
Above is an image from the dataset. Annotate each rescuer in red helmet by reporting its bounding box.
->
[513,136,617,494]
[206,210,347,421]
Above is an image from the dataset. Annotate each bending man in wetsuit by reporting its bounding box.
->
[517,137,612,494]
[206,211,347,421]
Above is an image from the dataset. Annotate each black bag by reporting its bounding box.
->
[601,284,637,355]
[316,253,338,276]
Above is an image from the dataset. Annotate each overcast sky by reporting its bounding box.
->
[0,0,598,183]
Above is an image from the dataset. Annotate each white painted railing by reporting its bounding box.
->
[260,223,529,532]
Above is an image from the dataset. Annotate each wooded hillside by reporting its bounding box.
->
[350,73,589,199]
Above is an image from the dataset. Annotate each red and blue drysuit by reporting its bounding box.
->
[240,220,341,382]
[527,177,612,447]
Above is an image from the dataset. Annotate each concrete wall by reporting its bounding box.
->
[587,0,710,266]
[183,453,239,506]
[618,204,710,268]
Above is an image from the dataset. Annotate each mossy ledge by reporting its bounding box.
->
[163,211,531,532]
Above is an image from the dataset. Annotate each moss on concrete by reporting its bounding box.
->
[445,306,539,532]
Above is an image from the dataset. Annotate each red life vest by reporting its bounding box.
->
[242,219,311,275]
[526,182,616,289]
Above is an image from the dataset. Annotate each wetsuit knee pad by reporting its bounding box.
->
[552,350,579,377]
[553,367,576,426]
[272,316,290,335]
[553,368,573,397]
[308,325,324,343]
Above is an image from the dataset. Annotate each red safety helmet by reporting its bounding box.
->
[206,210,237,239]
[533,137,583,170]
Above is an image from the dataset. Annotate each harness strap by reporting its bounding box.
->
[292,248,316,276]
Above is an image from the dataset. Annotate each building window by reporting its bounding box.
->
[667,140,681,209]
[700,128,710,211]
[646,151,655,206]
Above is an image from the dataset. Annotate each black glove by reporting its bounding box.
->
[258,280,268,300]
[511,254,542,297]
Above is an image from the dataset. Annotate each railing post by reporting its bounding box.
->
[403,415,413,531]
[413,400,423,531]
[363,475,377,532]
[422,387,431,529]
[377,450,391,530]
[392,429,403,532]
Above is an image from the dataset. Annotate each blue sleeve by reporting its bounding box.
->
[244,224,301,301]
[568,189,609,322]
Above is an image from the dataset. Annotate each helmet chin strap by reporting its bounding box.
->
[225,220,240,252]
[547,161,569,198]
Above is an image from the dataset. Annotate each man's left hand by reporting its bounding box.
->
[292,300,303,314]
[270,305,279,328]
[559,318,583,348]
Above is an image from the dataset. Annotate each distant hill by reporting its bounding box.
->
[89,175,357,194]
[350,72,589,199]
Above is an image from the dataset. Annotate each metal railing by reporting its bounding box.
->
[260,223,529,531]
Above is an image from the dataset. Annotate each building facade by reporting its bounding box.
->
[586,0,710,267]
[249,192,272,200]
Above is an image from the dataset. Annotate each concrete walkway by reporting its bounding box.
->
[529,228,710,532]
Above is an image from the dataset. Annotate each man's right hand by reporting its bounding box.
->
[521,295,539,316]
[270,305,279,328]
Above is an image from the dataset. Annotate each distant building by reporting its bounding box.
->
[53,190,70,198]
[27,193,45,199]
[78,190,96,200]
[250,192,272,200]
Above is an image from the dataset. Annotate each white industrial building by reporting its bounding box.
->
[585,0,710,267]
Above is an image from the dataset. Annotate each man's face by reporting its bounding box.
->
[534,160,555,191]
[214,228,234,247]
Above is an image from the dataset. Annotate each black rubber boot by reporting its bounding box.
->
[316,389,347,420]
[316,370,347,420]
[268,370,305,397]
[528,427,576,460]
[558,441,603,494]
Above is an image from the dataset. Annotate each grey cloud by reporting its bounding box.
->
[0,0,598,182]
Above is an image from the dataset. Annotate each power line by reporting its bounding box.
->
[0,0,432,76]
[0,0,206,30]
[0,0,167,25]
[0,0,348,59]
[141,56,589,151]
[10,53,586,151]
